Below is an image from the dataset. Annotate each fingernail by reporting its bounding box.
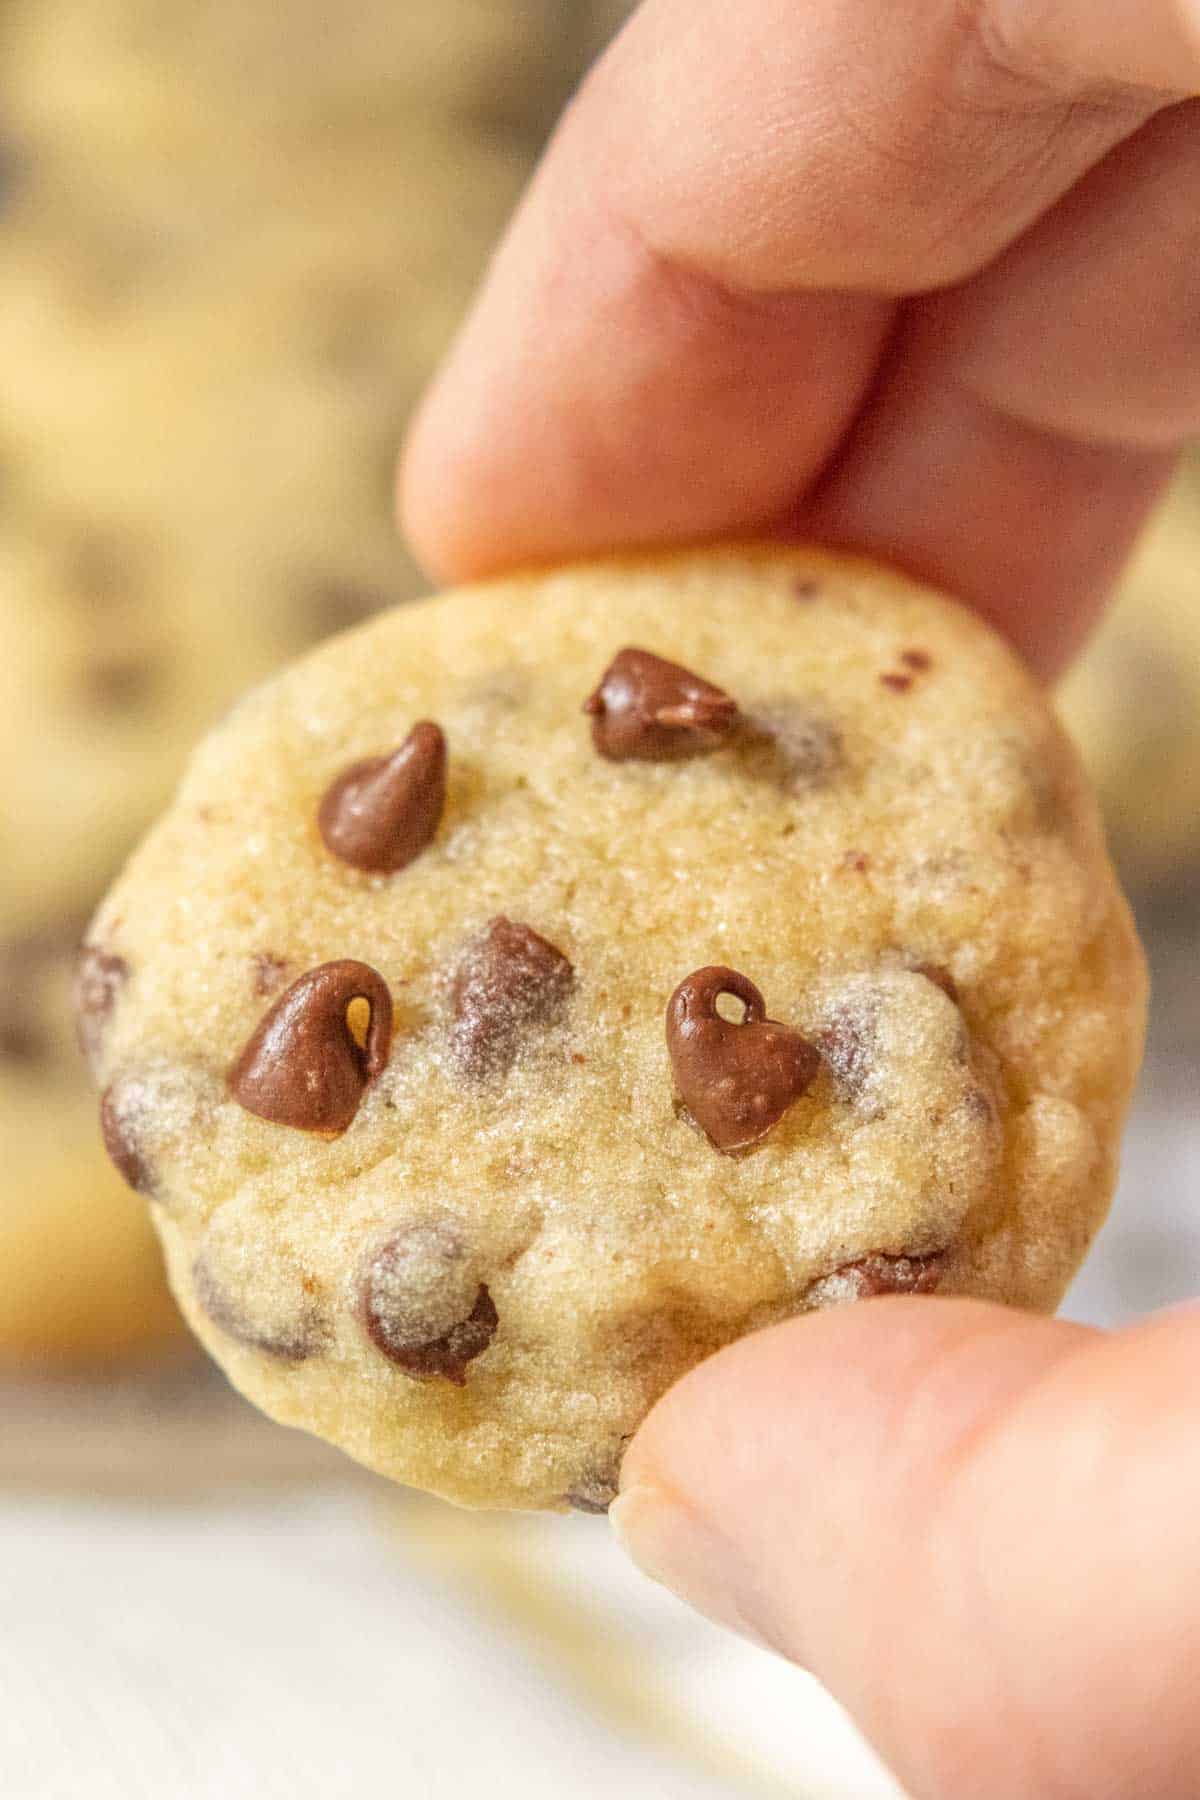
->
[610,1481,784,1654]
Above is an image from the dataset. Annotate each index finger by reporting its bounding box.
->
[401,0,1199,671]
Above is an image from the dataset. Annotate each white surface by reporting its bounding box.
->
[0,1489,899,1800]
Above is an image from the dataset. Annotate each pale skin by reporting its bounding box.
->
[400,4,1200,1795]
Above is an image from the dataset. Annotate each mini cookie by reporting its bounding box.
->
[84,547,1145,1508]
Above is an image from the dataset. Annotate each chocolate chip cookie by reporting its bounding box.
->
[83,547,1146,1507]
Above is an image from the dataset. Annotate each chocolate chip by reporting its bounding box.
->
[902,648,933,672]
[229,960,393,1134]
[814,1005,876,1104]
[450,917,574,1079]
[913,962,960,1005]
[252,952,289,997]
[361,1221,497,1384]
[80,653,163,712]
[75,944,130,1071]
[806,1252,945,1306]
[317,722,446,874]
[666,967,820,1153]
[584,648,739,761]
[792,578,820,601]
[99,1082,156,1194]
[880,671,913,693]
[193,1257,328,1363]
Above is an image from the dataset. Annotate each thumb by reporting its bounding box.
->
[611,1298,1200,1800]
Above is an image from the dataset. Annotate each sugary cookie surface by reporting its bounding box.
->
[83,547,1145,1508]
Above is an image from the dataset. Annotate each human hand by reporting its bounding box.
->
[402,6,1200,1794]
[610,1298,1200,1799]
[402,0,1200,679]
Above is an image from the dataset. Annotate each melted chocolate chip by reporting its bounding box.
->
[584,648,739,761]
[229,960,393,1134]
[666,967,820,1153]
[99,1083,156,1194]
[880,671,913,693]
[792,578,820,601]
[361,1222,497,1384]
[806,1252,945,1306]
[75,945,130,1071]
[193,1257,328,1363]
[317,722,446,873]
[902,648,933,672]
[450,918,574,1079]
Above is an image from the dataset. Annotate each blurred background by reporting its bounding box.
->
[0,4,1195,1796]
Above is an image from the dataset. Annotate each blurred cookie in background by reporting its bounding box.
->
[1,0,582,148]
[0,127,528,939]
[1059,458,1200,893]
[0,0,573,1373]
